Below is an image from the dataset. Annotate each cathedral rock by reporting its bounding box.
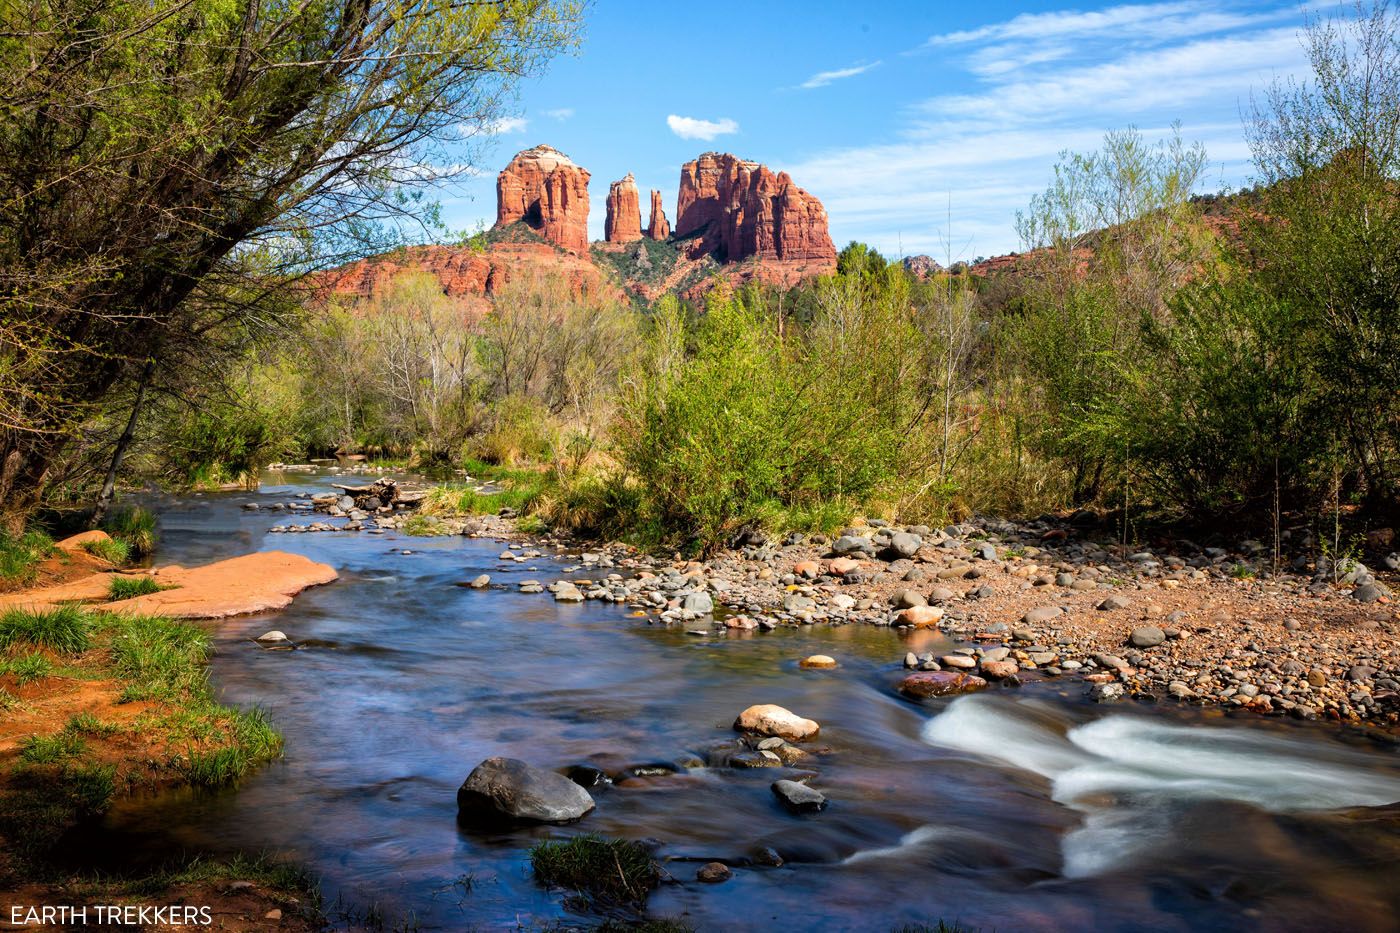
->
[674,152,836,267]
[604,173,642,243]
[495,145,591,253]
[647,189,670,240]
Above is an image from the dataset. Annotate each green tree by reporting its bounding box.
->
[0,0,582,529]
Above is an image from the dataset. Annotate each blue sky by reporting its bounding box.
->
[439,0,1324,260]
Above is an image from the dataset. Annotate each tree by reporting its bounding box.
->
[0,0,582,530]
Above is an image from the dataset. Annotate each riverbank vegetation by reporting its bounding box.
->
[0,606,283,878]
[2,2,1397,562]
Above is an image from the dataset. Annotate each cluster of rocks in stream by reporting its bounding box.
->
[456,703,830,884]
[484,517,1400,727]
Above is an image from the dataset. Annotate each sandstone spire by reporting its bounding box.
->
[604,173,642,244]
[646,188,670,240]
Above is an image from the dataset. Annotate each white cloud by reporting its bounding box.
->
[544,108,574,120]
[788,2,1317,258]
[666,114,740,141]
[800,61,882,89]
[487,116,528,135]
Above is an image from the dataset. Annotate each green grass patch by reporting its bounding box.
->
[0,530,54,586]
[0,687,21,711]
[107,575,168,601]
[400,514,444,537]
[102,612,212,701]
[65,711,122,737]
[0,605,93,654]
[421,474,547,518]
[185,708,282,786]
[529,834,661,911]
[103,506,157,557]
[20,730,87,764]
[80,536,130,565]
[1,652,55,685]
[108,851,320,903]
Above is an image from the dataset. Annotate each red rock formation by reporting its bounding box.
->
[674,153,835,267]
[604,173,642,243]
[495,145,590,253]
[647,189,670,240]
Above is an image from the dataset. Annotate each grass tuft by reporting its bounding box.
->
[1,652,55,684]
[107,575,167,601]
[0,605,93,654]
[0,530,54,585]
[529,834,661,911]
[81,536,131,565]
[104,506,157,557]
[20,730,87,764]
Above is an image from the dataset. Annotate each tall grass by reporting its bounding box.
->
[103,612,212,701]
[0,605,93,653]
[0,530,54,585]
[104,506,157,557]
[81,536,131,565]
[107,575,167,601]
[529,835,661,911]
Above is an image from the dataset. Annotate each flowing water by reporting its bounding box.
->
[69,471,1400,931]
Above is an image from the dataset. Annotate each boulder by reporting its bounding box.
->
[1022,606,1063,625]
[884,532,922,560]
[898,671,988,699]
[456,757,595,823]
[734,704,820,742]
[799,654,837,669]
[771,779,827,813]
[895,605,944,628]
[1129,626,1166,648]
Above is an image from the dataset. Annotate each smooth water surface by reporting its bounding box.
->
[77,472,1400,931]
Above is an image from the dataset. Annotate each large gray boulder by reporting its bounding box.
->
[456,757,595,823]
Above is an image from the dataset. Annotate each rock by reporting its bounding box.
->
[255,630,289,644]
[1098,594,1131,611]
[1090,682,1125,701]
[826,557,861,577]
[734,704,820,742]
[468,574,491,589]
[604,173,642,243]
[898,671,987,699]
[940,654,977,670]
[980,660,1019,679]
[1129,626,1166,648]
[646,188,671,240]
[902,255,943,279]
[771,779,827,813]
[1353,583,1387,603]
[895,605,944,628]
[682,592,714,614]
[696,862,731,883]
[495,145,591,253]
[456,757,595,823]
[1023,606,1063,625]
[831,535,873,556]
[553,585,584,603]
[885,532,922,560]
[1383,552,1400,572]
[1307,669,1328,687]
[674,152,836,268]
[799,654,837,669]
[894,588,927,609]
[793,560,820,579]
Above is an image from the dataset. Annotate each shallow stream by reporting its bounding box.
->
[72,471,1400,931]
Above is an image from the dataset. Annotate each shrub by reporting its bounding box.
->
[0,605,93,654]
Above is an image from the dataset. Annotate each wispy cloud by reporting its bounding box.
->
[790,1,1316,258]
[667,114,740,141]
[544,107,574,120]
[800,61,882,89]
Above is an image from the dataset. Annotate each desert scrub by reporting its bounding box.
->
[529,834,661,911]
[0,530,54,586]
[81,535,130,565]
[107,574,168,601]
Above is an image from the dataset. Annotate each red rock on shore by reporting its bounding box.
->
[495,145,591,253]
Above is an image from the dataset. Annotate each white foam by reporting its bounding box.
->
[921,695,1400,877]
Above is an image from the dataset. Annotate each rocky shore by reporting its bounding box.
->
[488,515,1399,729]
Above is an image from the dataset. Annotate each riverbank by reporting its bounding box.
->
[0,547,337,921]
[466,512,1400,730]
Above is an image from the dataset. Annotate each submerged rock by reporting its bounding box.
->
[696,861,732,883]
[456,756,595,823]
[772,779,827,813]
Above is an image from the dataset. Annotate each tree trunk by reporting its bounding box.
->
[90,360,154,529]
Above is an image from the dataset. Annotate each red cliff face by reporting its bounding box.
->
[604,173,642,244]
[647,189,671,240]
[674,153,835,267]
[495,146,591,253]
